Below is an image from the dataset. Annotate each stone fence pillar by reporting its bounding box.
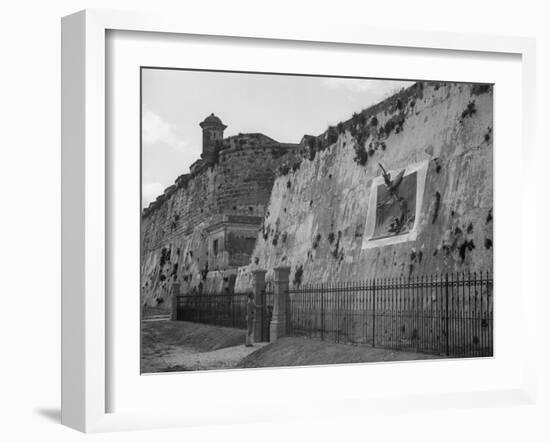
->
[270,266,291,342]
[252,269,267,342]
[170,282,181,321]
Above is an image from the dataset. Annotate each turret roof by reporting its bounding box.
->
[199,113,226,128]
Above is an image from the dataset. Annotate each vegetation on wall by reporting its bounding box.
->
[200,263,209,281]
[331,231,342,259]
[307,137,317,161]
[159,247,171,267]
[460,101,477,120]
[380,112,405,137]
[484,127,492,143]
[276,82,431,175]
[293,265,303,287]
[272,231,280,246]
[326,126,339,146]
[353,141,369,166]
[312,233,321,249]
[431,191,441,224]
[471,83,492,96]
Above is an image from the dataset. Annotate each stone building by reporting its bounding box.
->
[141,113,300,306]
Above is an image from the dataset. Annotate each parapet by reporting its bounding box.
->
[142,129,306,219]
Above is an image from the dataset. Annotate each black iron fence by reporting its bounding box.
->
[288,271,493,357]
[176,292,249,329]
[175,272,493,358]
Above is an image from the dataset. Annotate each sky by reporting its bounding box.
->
[141,69,414,206]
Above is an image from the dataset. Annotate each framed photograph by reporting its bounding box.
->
[140,69,493,375]
[61,9,537,433]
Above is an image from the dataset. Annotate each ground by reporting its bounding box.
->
[237,336,441,369]
[141,320,256,372]
[141,320,442,373]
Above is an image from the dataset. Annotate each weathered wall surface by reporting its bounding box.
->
[235,82,493,292]
[141,134,298,306]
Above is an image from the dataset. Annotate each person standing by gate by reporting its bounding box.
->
[245,293,262,347]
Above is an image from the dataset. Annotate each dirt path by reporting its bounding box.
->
[141,320,267,372]
[141,339,268,372]
[161,343,269,372]
[237,337,442,369]
[141,320,443,373]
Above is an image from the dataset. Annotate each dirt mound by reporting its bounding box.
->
[141,320,245,353]
[236,337,441,368]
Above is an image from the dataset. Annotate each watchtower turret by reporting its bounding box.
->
[199,113,227,164]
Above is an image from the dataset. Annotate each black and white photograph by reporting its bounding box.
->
[4,0,550,439]
[140,69,494,373]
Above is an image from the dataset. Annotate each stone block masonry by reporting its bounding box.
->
[142,81,494,308]
[235,82,493,292]
[141,115,301,307]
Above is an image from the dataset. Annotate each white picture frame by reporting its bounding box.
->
[61,9,537,433]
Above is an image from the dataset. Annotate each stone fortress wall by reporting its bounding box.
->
[234,82,493,291]
[141,115,301,307]
[141,81,493,307]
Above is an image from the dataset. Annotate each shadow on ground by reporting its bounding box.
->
[142,320,443,374]
[35,408,61,423]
